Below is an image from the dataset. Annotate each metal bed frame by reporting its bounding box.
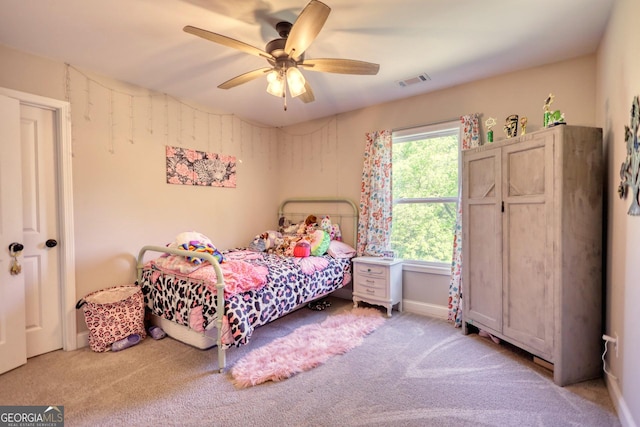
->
[136,197,358,373]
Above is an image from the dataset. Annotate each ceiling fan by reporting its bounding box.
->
[183,0,380,110]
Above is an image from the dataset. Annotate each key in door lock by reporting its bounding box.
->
[8,242,23,276]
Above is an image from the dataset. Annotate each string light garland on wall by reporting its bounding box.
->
[147,93,153,135]
[62,63,340,171]
[84,78,92,121]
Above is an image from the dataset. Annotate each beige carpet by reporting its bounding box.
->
[0,297,620,427]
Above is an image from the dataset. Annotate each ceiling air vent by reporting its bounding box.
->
[396,73,431,88]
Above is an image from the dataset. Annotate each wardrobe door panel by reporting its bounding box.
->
[462,148,502,332]
[502,137,554,358]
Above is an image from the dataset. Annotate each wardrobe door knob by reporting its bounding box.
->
[46,239,58,248]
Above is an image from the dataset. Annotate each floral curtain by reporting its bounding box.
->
[357,130,393,257]
[448,113,480,327]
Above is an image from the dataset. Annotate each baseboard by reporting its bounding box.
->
[402,299,448,319]
[606,375,637,427]
[76,331,89,349]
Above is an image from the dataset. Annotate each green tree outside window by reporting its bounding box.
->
[391,126,460,264]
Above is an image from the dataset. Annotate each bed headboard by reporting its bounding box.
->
[277,198,359,247]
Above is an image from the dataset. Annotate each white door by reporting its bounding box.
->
[0,96,62,375]
[0,95,27,373]
[20,104,62,357]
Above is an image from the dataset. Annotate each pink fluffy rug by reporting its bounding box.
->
[231,307,385,388]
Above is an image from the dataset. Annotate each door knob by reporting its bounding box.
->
[8,242,24,253]
[45,239,58,248]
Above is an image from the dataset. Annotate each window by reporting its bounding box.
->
[391,121,461,265]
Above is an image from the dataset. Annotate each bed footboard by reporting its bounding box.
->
[136,245,227,373]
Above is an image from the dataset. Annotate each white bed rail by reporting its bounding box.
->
[136,245,227,372]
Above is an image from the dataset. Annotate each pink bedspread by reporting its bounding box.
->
[149,255,268,296]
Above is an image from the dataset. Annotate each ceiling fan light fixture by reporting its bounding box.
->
[286,67,307,98]
[266,70,285,97]
[266,69,279,83]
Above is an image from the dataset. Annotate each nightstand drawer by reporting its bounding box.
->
[354,263,386,277]
[354,275,388,299]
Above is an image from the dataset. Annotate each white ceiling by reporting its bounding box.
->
[0,0,614,127]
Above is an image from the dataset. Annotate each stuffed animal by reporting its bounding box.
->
[305,214,317,226]
[279,216,290,228]
[320,216,342,241]
[331,224,342,241]
[249,230,284,253]
[293,240,311,257]
[320,216,332,234]
[278,216,299,235]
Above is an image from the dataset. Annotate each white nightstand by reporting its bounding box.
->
[352,256,403,317]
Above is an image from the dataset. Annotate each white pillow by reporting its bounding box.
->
[327,240,356,259]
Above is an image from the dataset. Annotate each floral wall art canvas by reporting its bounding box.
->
[166,146,237,188]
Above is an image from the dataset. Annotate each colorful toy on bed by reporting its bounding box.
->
[179,241,224,264]
[293,240,311,257]
[305,215,317,226]
[320,215,342,241]
[309,229,331,256]
[249,230,284,253]
[168,231,224,264]
[304,215,318,234]
[278,216,299,235]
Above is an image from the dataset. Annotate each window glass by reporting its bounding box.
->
[391,122,460,264]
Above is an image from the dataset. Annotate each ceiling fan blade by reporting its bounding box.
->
[184,25,274,61]
[284,0,331,60]
[298,81,315,103]
[299,58,380,75]
[218,68,272,89]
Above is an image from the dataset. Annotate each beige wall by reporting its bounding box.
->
[0,45,281,332]
[596,0,640,423]
[280,54,597,207]
[280,55,599,314]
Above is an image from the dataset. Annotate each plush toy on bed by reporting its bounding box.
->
[320,215,342,241]
[320,216,332,235]
[293,240,311,257]
[309,229,331,256]
[304,215,318,234]
[168,231,224,264]
[305,215,317,226]
[249,230,284,253]
[278,217,299,235]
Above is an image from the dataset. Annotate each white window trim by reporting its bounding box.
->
[402,261,451,276]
